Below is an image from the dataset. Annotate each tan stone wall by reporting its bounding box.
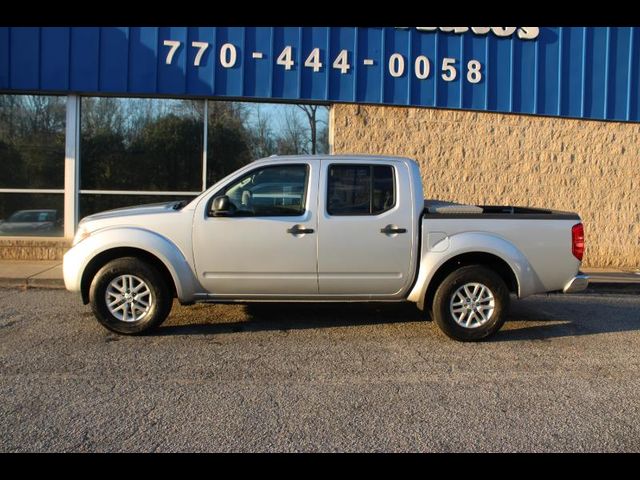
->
[0,239,70,261]
[331,104,640,268]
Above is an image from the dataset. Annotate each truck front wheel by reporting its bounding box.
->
[432,265,510,341]
[89,257,173,335]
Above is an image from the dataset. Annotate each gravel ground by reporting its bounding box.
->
[0,287,639,452]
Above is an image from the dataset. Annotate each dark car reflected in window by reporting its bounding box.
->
[0,209,62,236]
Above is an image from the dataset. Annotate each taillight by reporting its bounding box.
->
[572,223,584,261]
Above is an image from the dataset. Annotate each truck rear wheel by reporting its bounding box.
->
[432,265,509,341]
[89,257,173,335]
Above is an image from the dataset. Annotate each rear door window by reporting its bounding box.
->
[327,164,395,216]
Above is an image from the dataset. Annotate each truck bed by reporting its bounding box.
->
[423,199,580,220]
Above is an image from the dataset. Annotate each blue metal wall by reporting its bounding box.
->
[0,27,638,122]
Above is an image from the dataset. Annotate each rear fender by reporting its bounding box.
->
[407,231,543,307]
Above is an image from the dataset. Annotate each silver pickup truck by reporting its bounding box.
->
[63,155,588,341]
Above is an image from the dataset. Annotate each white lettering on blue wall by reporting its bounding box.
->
[396,27,540,40]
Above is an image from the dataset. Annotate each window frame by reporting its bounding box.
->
[206,163,310,218]
[326,163,396,217]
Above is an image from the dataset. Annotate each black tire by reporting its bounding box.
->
[89,257,173,335]
[432,265,510,342]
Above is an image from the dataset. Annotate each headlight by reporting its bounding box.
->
[72,226,92,246]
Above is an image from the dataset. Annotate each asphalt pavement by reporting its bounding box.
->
[0,288,639,452]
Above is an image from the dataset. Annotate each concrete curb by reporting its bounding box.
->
[0,261,66,290]
[26,277,67,289]
[0,279,29,289]
[0,278,66,289]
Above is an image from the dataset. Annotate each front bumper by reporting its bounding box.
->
[563,273,589,293]
[62,245,84,293]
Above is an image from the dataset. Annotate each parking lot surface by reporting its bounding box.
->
[0,288,639,452]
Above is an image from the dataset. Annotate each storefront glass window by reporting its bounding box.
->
[0,193,64,237]
[205,101,329,188]
[0,95,332,224]
[79,194,196,220]
[79,97,204,218]
[80,97,203,192]
[0,94,65,236]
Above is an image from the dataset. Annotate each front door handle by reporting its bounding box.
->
[287,224,315,235]
[380,224,407,235]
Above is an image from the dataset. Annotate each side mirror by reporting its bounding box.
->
[210,195,236,217]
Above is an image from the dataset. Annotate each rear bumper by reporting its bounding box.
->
[563,273,589,293]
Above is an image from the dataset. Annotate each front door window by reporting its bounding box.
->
[223,164,308,217]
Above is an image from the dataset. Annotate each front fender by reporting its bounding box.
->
[406,231,544,306]
[63,227,202,303]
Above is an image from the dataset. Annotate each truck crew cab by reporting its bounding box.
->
[64,155,588,341]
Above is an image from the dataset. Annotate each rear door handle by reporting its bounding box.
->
[381,225,407,235]
[287,224,315,235]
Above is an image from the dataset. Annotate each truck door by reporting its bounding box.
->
[192,161,319,296]
[317,160,415,296]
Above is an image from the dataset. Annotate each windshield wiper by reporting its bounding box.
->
[173,199,190,210]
